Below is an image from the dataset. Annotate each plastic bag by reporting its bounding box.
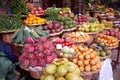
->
[98,58,113,80]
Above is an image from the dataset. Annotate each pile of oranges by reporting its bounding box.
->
[97,34,118,47]
[71,45,101,72]
[23,14,46,25]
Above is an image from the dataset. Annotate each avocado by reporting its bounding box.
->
[100,51,106,57]
[103,46,109,50]
[96,50,100,56]
[98,42,105,47]
[105,50,111,55]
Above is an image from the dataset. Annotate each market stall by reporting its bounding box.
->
[0,0,120,80]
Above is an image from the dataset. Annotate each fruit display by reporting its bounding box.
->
[45,7,59,21]
[91,40,112,57]
[60,12,75,19]
[58,7,71,12]
[57,46,76,58]
[63,32,89,43]
[96,34,118,47]
[78,22,104,32]
[74,14,88,25]
[11,27,49,44]
[41,58,84,80]
[102,21,113,28]
[57,16,76,29]
[30,7,45,15]
[50,37,74,47]
[43,21,63,34]
[19,36,57,68]
[105,28,120,40]
[9,0,28,14]
[0,14,22,31]
[23,14,46,25]
[71,45,101,72]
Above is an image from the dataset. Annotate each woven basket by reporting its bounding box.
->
[0,30,16,43]
[80,69,100,80]
[20,65,43,79]
[30,68,43,79]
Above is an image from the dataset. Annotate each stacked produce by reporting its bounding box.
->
[50,37,74,47]
[57,46,76,58]
[63,32,89,43]
[105,28,120,40]
[23,14,46,25]
[19,36,57,68]
[96,34,118,47]
[91,40,111,57]
[43,21,63,34]
[74,15,88,25]
[60,12,75,19]
[58,7,71,12]
[30,7,45,15]
[41,58,84,80]
[11,27,48,44]
[71,45,101,72]
[45,7,59,21]
[78,23,104,32]
[57,16,76,29]
[0,14,22,30]
[9,0,28,14]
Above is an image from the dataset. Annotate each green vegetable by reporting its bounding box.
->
[0,14,22,31]
[8,0,28,14]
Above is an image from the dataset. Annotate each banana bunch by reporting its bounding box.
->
[11,27,49,44]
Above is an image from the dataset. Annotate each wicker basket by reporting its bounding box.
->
[80,69,100,80]
[0,30,16,43]
[20,65,43,79]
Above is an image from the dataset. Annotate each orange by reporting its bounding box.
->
[90,53,96,59]
[78,60,83,66]
[84,66,91,72]
[23,20,28,24]
[79,55,84,60]
[28,14,33,17]
[72,58,78,64]
[85,54,90,60]
[91,65,97,71]
[32,20,36,24]
[96,63,100,69]
[83,60,89,66]
[79,66,84,72]
[90,59,96,65]
[28,20,32,24]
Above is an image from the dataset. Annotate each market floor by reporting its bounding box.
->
[111,49,120,80]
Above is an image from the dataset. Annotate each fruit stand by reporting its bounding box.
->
[0,0,120,80]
